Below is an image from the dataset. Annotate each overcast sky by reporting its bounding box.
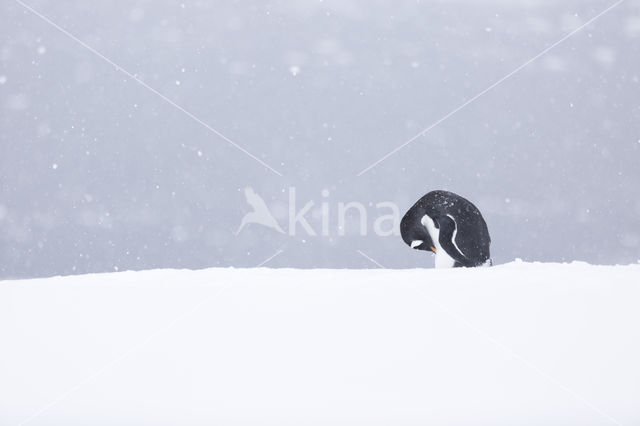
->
[1,0,639,278]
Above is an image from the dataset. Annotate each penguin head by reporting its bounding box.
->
[401,206,434,252]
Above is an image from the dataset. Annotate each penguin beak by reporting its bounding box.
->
[430,246,436,253]
[411,240,423,249]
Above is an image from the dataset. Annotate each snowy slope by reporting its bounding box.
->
[1,262,639,426]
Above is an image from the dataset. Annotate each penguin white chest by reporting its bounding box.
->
[421,214,456,269]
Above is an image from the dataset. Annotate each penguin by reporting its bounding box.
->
[401,190,491,268]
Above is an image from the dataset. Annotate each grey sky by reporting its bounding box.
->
[1,0,639,278]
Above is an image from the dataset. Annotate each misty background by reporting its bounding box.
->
[1,0,639,279]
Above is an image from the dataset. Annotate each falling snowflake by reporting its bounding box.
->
[289,65,300,76]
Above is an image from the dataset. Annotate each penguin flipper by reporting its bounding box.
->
[434,215,468,267]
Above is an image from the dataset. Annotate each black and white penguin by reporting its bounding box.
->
[401,190,491,268]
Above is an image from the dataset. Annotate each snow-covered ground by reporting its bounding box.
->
[1,262,639,426]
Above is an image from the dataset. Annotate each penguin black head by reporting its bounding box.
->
[400,203,435,252]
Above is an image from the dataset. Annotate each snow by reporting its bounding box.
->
[288,65,301,77]
[1,261,639,425]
